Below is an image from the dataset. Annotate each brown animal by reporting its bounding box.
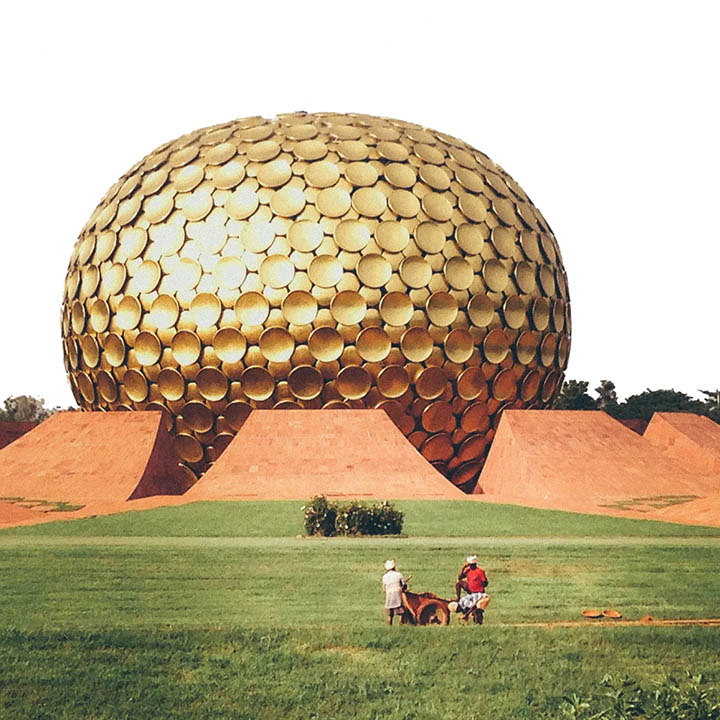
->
[401,590,451,626]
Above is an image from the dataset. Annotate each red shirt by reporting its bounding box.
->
[463,566,488,593]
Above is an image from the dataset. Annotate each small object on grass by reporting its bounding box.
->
[582,609,603,618]
[640,614,654,623]
[603,609,622,619]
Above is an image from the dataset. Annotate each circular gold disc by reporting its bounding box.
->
[461,402,490,433]
[308,326,344,361]
[270,186,306,217]
[158,368,186,401]
[415,222,445,253]
[377,365,410,398]
[330,291,367,325]
[503,296,526,329]
[288,365,324,400]
[420,433,453,462]
[182,401,214,433]
[415,366,447,400]
[150,295,180,329]
[516,331,539,365]
[103,333,126,367]
[468,294,495,327]
[400,327,433,362]
[213,327,247,363]
[335,220,370,252]
[379,292,413,326]
[172,330,202,365]
[444,257,474,290]
[174,433,204,463]
[259,327,295,362]
[282,290,318,325]
[260,255,295,288]
[123,368,148,402]
[399,256,432,288]
[483,259,509,293]
[426,292,458,326]
[356,327,391,362]
[242,366,275,401]
[376,222,410,253]
[289,221,323,252]
[491,226,517,258]
[96,370,118,403]
[190,293,222,328]
[316,187,351,217]
[521,370,541,401]
[484,329,510,364]
[305,161,340,188]
[135,332,162,366]
[225,400,253,430]
[444,328,474,363]
[309,255,343,288]
[235,292,270,325]
[357,254,392,288]
[336,366,371,399]
[117,296,142,330]
[422,401,453,432]
[457,367,487,401]
[492,369,517,401]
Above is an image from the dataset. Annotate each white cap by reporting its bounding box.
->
[384,559,396,570]
[466,555,478,564]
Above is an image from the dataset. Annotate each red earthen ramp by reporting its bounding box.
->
[0,411,187,505]
[476,410,719,510]
[644,412,720,473]
[185,409,464,500]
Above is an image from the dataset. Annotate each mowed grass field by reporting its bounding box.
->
[1,501,719,719]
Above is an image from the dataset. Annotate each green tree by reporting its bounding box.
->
[594,379,619,415]
[699,388,720,423]
[555,380,598,410]
[613,389,706,421]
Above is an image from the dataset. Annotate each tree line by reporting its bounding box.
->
[556,380,720,423]
[0,396,77,423]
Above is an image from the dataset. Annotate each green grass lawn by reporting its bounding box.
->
[0,500,719,719]
[5,499,720,538]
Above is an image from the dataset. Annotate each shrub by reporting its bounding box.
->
[302,496,404,536]
[556,673,720,720]
[301,495,337,537]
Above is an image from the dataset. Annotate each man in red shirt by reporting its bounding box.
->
[455,555,488,600]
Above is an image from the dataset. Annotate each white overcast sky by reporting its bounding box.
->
[1,1,718,408]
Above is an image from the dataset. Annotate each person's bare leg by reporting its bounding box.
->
[455,580,469,600]
[386,610,393,625]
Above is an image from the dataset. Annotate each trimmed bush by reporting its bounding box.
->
[301,495,337,537]
[302,496,404,536]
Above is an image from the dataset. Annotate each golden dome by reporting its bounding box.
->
[61,112,571,492]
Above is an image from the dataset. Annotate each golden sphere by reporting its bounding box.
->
[61,112,571,492]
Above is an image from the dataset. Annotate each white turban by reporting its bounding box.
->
[466,555,478,564]
[384,559,396,570]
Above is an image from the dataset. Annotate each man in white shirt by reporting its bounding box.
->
[381,559,407,625]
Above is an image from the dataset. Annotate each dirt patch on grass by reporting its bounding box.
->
[504,617,720,628]
[599,495,698,512]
